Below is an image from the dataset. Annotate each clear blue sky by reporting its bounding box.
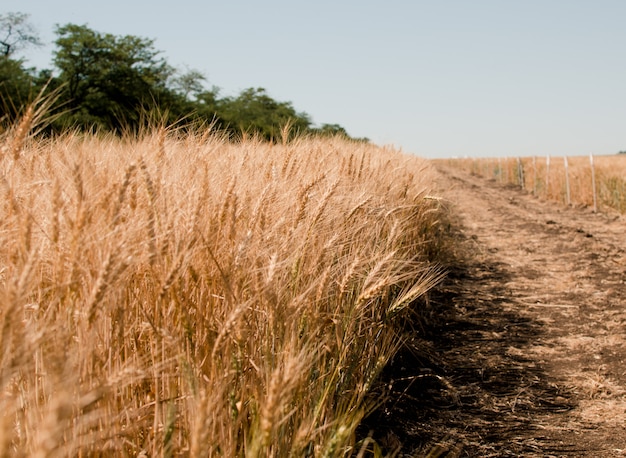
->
[8,0,626,158]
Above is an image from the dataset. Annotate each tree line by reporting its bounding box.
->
[0,12,364,141]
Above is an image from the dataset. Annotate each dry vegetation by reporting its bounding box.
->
[0,111,449,456]
[438,155,626,213]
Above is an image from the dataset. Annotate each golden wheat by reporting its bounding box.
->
[0,121,447,456]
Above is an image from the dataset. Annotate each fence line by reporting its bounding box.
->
[447,154,626,214]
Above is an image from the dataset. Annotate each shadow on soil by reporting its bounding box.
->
[358,235,576,457]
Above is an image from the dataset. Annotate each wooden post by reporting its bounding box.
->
[517,157,524,189]
[532,156,537,196]
[564,156,571,205]
[546,155,550,199]
[590,153,597,213]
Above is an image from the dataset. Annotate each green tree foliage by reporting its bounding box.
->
[171,68,206,100]
[316,123,349,136]
[0,16,361,142]
[52,24,178,131]
[310,123,369,142]
[0,12,42,58]
[218,87,311,141]
[0,57,33,120]
[0,13,43,121]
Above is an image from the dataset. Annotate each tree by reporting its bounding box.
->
[0,57,34,120]
[218,87,311,141]
[0,15,356,140]
[313,123,349,137]
[307,123,368,142]
[52,24,176,131]
[171,68,206,100]
[0,12,42,58]
[0,13,43,121]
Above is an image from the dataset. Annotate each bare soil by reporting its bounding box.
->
[361,166,626,457]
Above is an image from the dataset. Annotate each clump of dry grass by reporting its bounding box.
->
[0,115,447,455]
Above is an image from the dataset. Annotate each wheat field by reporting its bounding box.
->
[439,154,626,213]
[0,112,448,456]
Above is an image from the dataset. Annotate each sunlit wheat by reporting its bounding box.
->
[0,115,448,455]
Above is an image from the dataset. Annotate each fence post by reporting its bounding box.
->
[546,155,550,200]
[564,156,571,206]
[590,153,597,213]
[503,158,508,184]
[517,157,524,189]
[532,156,537,195]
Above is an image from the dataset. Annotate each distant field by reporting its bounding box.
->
[0,116,448,455]
[437,154,626,213]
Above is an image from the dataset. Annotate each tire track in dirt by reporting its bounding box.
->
[362,166,626,456]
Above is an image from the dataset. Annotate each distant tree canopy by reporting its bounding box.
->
[51,23,175,132]
[0,53,34,118]
[218,87,312,140]
[0,13,42,119]
[0,12,42,58]
[0,13,362,141]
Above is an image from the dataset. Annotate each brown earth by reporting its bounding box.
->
[361,165,626,457]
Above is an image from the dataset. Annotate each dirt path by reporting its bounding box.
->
[363,166,626,456]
